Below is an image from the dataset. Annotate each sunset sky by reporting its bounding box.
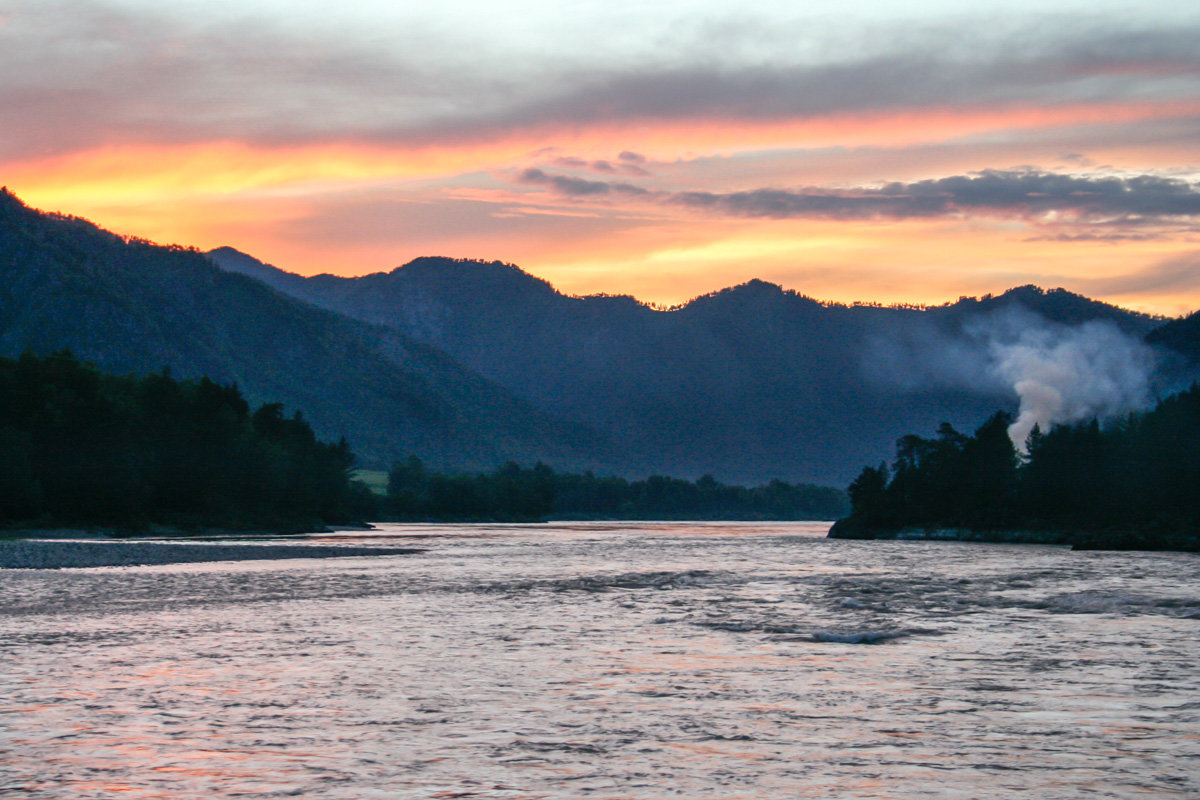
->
[3,0,1199,313]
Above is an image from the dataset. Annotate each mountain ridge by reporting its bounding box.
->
[3,187,1184,488]
[0,189,615,474]
[207,244,1178,485]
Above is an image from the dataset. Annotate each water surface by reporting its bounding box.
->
[3,522,1198,798]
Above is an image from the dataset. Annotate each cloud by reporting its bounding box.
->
[550,156,651,177]
[1,2,1197,162]
[514,167,1200,228]
[516,168,649,197]
[1025,232,1166,242]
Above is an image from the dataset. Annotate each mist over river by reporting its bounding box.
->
[3,522,1199,799]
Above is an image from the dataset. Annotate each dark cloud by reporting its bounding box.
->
[550,155,651,178]
[1025,232,1167,243]
[518,168,612,196]
[516,167,1200,227]
[517,168,649,197]
[877,171,1200,218]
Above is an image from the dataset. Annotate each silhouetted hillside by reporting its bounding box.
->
[0,189,612,473]
[831,387,1200,552]
[1147,309,1200,364]
[209,247,1174,485]
[938,285,1156,333]
[3,189,1176,490]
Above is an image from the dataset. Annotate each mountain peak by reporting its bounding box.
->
[0,186,29,214]
[734,278,784,294]
[397,256,537,278]
[393,256,559,298]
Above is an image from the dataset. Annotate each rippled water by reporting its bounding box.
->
[3,522,1200,799]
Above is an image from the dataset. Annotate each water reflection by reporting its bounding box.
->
[2,523,1198,798]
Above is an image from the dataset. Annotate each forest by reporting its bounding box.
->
[0,352,372,531]
[0,352,846,531]
[383,456,848,522]
[832,386,1200,551]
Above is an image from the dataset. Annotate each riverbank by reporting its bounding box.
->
[827,517,1200,552]
[0,537,424,569]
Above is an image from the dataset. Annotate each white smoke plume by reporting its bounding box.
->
[863,307,1159,449]
[974,313,1157,449]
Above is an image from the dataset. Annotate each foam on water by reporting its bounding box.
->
[2,522,1199,799]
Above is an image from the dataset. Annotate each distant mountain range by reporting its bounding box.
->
[3,187,1196,487]
[207,245,1191,485]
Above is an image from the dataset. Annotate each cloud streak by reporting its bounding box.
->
[516,168,1200,228]
[1082,251,1200,296]
[516,168,650,198]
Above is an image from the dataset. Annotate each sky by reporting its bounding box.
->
[3,0,1200,313]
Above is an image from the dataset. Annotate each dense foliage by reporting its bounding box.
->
[834,387,1200,550]
[384,456,848,521]
[0,352,370,530]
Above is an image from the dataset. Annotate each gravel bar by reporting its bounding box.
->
[0,540,425,569]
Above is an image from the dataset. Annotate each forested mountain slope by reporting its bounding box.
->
[210,247,1173,485]
[0,190,611,472]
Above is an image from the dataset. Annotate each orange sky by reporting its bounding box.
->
[3,2,1199,314]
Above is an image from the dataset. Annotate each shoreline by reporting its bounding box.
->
[0,536,423,570]
[827,519,1200,553]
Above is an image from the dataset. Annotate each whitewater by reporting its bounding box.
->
[2,522,1198,798]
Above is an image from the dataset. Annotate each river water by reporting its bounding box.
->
[3,522,1199,799]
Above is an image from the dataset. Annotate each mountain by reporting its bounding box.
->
[0,189,612,472]
[208,248,1174,485]
[4,188,1177,489]
[1146,309,1200,364]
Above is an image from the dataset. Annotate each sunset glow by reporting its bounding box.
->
[3,1,1198,312]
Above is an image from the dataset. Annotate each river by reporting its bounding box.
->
[2,522,1199,798]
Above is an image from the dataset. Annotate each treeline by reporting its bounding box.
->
[0,352,371,531]
[381,456,848,521]
[832,386,1200,551]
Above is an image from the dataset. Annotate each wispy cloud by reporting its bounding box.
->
[1082,251,1200,295]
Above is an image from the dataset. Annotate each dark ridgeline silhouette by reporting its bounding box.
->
[382,456,848,522]
[831,386,1200,551]
[207,246,1167,487]
[5,187,1199,496]
[0,188,615,477]
[0,351,374,531]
